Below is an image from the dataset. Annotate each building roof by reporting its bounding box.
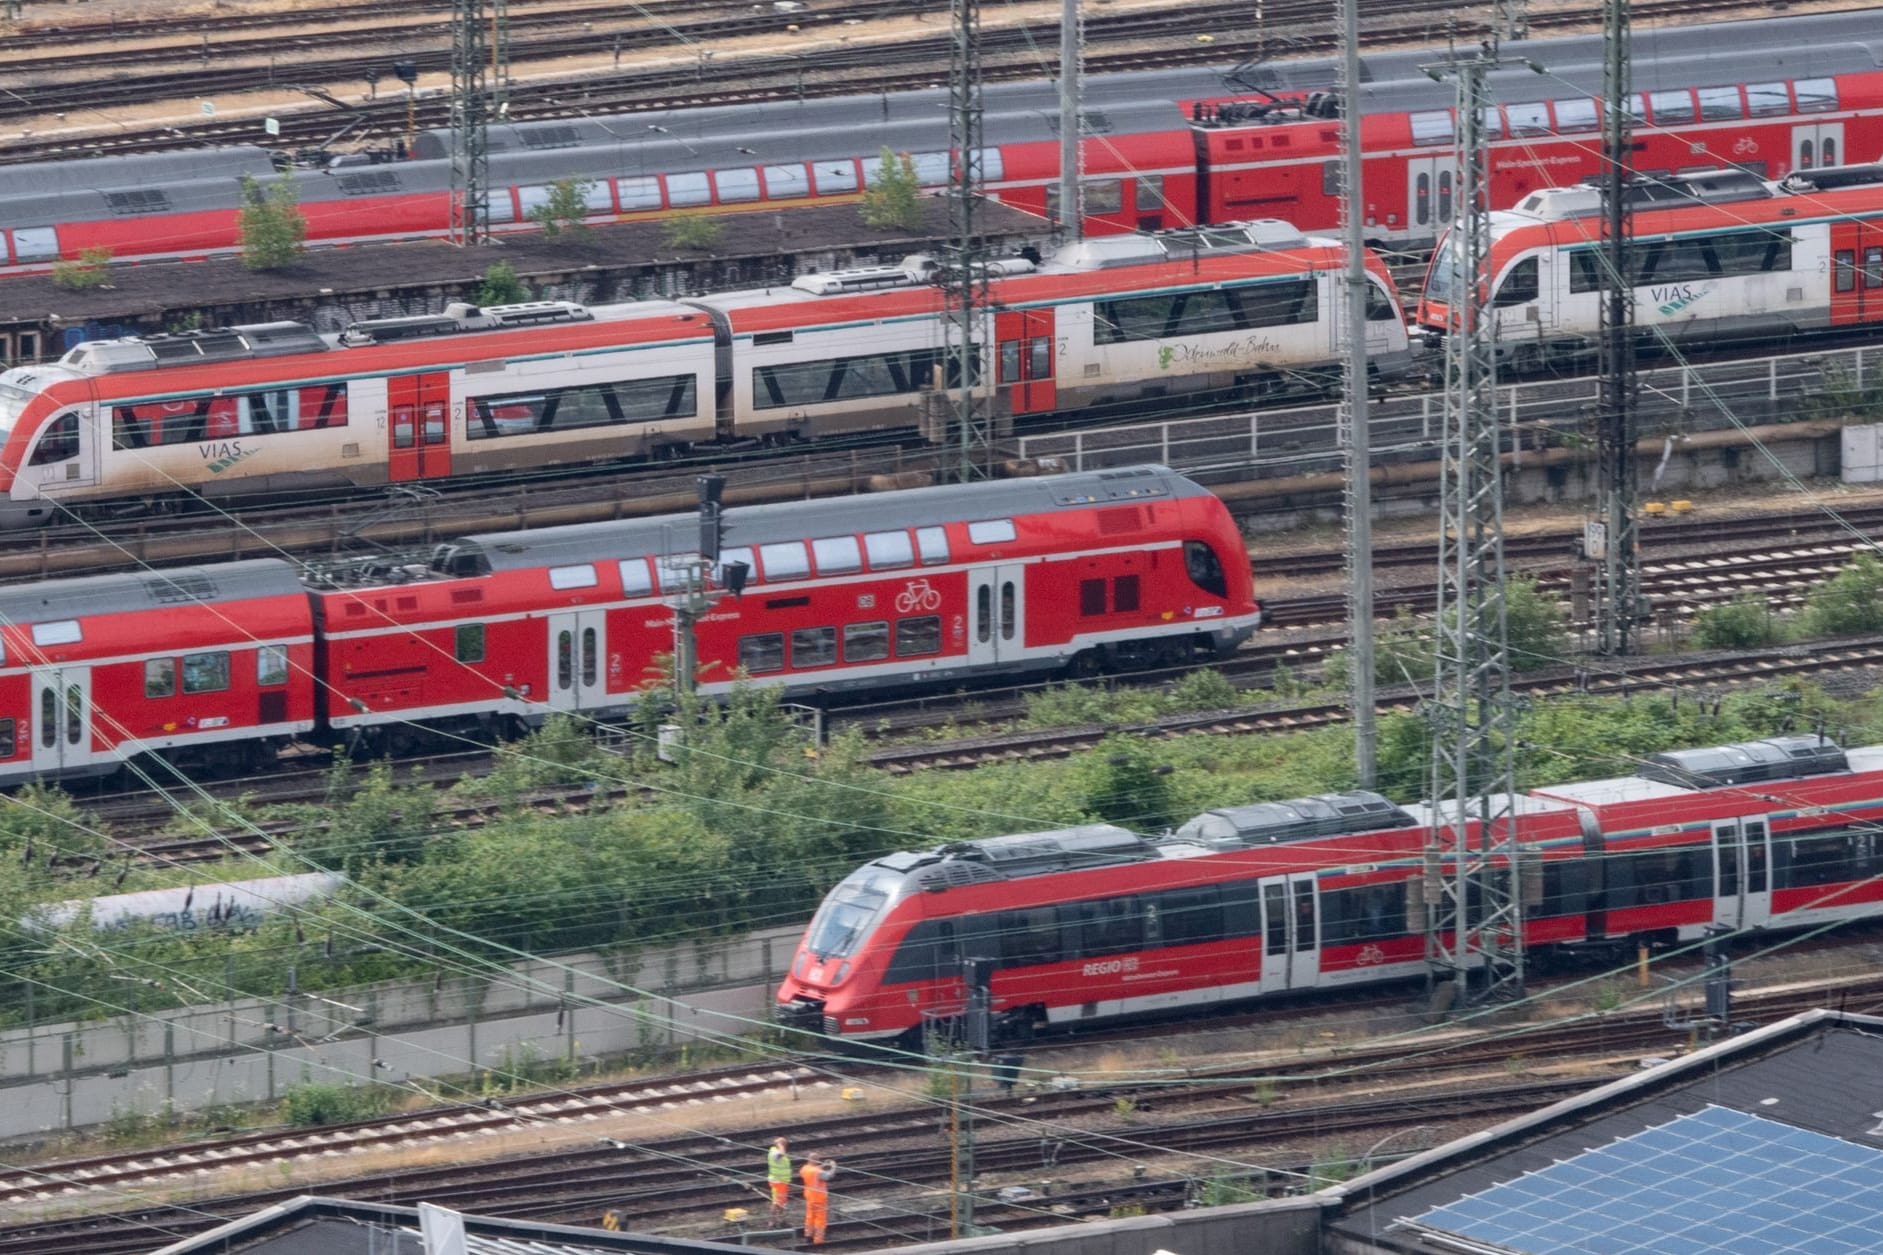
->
[1328,1009,1883,1254]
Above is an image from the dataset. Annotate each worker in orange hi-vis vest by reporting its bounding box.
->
[800,1153,837,1244]
[767,1137,793,1222]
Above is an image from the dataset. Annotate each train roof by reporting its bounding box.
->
[1173,791,1416,849]
[0,560,302,627]
[442,465,1203,576]
[1532,737,1859,805]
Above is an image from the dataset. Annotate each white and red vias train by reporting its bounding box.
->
[0,220,1407,527]
[0,466,1259,785]
[777,735,1881,1045]
[1,11,1877,272]
[1414,162,1883,365]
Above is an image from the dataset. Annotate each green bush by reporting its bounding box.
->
[475,260,527,306]
[52,246,113,291]
[662,216,725,250]
[1692,594,1784,649]
[281,1081,391,1127]
[237,175,307,270]
[1800,553,1883,637]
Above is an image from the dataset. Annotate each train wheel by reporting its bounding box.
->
[1066,649,1104,679]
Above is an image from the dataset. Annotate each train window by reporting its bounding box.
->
[843,621,889,662]
[1113,574,1140,613]
[811,161,859,195]
[1609,844,1708,909]
[996,907,1061,967]
[968,519,1015,545]
[468,376,698,439]
[619,559,654,597]
[884,920,950,984]
[579,627,598,688]
[895,615,942,657]
[1793,78,1837,113]
[1414,173,1430,227]
[618,176,663,211]
[145,659,176,699]
[752,346,960,410]
[1744,82,1791,117]
[1086,180,1122,215]
[1367,279,1398,321]
[1695,86,1742,121]
[556,630,573,690]
[760,541,810,581]
[181,651,230,695]
[1552,98,1597,132]
[1409,110,1453,146]
[998,341,1021,384]
[811,536,862,575]
[791,627,836,668]
[549,564,598,590]
[1504,102,1550,136]
[0,719,13,759]
[1836,251,1857,293]
[1184,541,1228,598]
[392,410,416,449]
[1094,279,1317,344]
[29,412,78,465]
[1068,897,1142,958]
[1321,882,1407,944]
[257,644,290,687]
[65,684,81,746]
[1635,237,1716,285]
[1624,94,1647,123]
[1135,174,1164,214]
[1535,860,1589,919]
[32,620,80,647]
[713,168,761,203]
[1647,90,1695,125]
[1262,882,1288,955]
[657,554,699,594]
[1157,886,1225,945]
[977,584,992,642]
[38,688,53,749]
[916,526,949,565]
[1079,579,1106,616]
[1475,105,1503,140]
[1711,229,1791,276]
[864,530,915,570]
[665,172,711,208]
[1028,337,1052,379]
[762,164,810,199]
[1493,258,1539,307]
[1568,250,1603,293]
[455,625,485,665]
[1000,580,1015,641]
[1865,248,1883,289]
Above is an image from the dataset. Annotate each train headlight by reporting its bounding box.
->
[835,962,851,985]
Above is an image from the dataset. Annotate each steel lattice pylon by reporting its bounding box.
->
[1338,0,1376,787]
[1595,0,1639,655]
[943,0,993,483]
[448,0,504,247]
[1424,44,1524,1007]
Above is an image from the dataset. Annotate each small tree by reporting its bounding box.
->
[662,215,724,251]
[237,174,308,270]
[475,260,527,306]
[528,177,594,237]
[1693,594,1784,649]
[860,147,922,230]
[52,246,113,291]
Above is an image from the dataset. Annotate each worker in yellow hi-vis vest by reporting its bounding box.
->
[767,1136,793,1222]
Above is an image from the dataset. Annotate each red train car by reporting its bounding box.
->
[776,735,1883,1045]
[0,561,317,787]
[313,465,1261,751]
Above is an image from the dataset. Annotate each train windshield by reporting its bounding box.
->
[1423,231,1458,304]
[0,380,32,436]
[804,866,900,959]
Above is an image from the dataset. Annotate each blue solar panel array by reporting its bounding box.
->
[1407,1105,1883,1253]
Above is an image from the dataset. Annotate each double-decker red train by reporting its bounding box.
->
[0,222,1407,528]
[775,735,1881,1045]
[0,466,1259,783]
[1,11,1878,277]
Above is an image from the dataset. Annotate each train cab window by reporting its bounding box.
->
[1647,90,1695,125]
[1409,109,1453,146]
[257,644,290,687]
[843,621,890,662]
[29,412,78,465]
[759,541,810,581]
[791,627,836,668]
[812,536,861,575]
[1744,81,1791,117]
[1079,579,1106,616]
[145,658,176,699]
[1114,574,1140,613]
[864,530,914,570]
[0,719,14,759]
[454,625,485,665]
[1794,78,1838,113]
[895,615,942,657]
[1504,101,1550,136]
[1695,86,1742,121]
[968,519,1016,545]
[549,564,598,590]
[1367,280,1399,321]
[739,633,785,673]
[1184,540,1228,597]
[619,559,654,597]
[916,526,950,565]
[1836,251,1857,293]
[181,651,230,694]
[1551,98,1597,132]
[1493,258,1539,307]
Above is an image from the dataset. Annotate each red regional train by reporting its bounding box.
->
[776,735,1880,1045]
[1414,162,1883,367]
[2,11,1879,276]
[0,221,1408,528]
[0,465,1260,783]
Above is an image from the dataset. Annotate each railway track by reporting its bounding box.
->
[3,962,1873,1252]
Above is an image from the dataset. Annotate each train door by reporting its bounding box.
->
[1712,817,1773,933]
[1791,122,1844,173]
[994,310,1056,416]
[1407,156,1455,238]
[1828,220,1883,326]
[387,371,452,483]
[29,667,90,776]
[965,564,1024,666]
[1259,873,1320,991]
[546,610,608,712]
